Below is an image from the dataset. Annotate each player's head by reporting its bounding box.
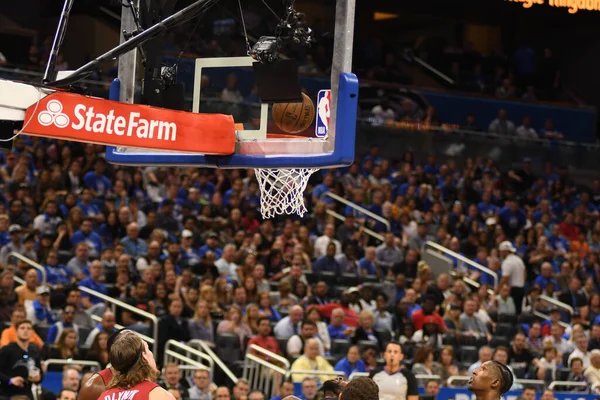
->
[339,377,378,400]
[107,332,158,388]
[468,360,513,397]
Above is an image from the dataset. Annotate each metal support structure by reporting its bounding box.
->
[43,0,75,84]
[10,252,47,285]
[328,0,355,153]
[119,0,140,104]
[324,192,390,231]
[78,285,159,355]
[188,340,238,384]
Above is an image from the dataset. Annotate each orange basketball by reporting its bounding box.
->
[272,93,315,134]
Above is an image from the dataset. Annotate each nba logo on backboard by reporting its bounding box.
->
[316,90,330,138]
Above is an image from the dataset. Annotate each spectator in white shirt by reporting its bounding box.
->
[488,109,516,136]
[516,116,538,139]
[569,334,591,368]
[215,244,239,284]
[313,224,342,259]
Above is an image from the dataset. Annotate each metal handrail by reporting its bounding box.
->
[326,209,384,242]
[533,310,570,329]
[246,344,291,369]
[43,358,101,370]
[413,56,455,86]
[10,252,46,285]
[539,294,574,315]
[89,314,155,344]
[246,353,288,375]
[349,372,369,380]
[457,273,495,296]
[548,381,590,391]
[426,241,498,288]
[288,369,347,381]
[165,340,215,379]
[447,376,470,387]
[324,192,391,232]
[188,339,238,384]
[415,374,442,381]
[78,285,158,355]
[14,275,25,285]
[164,350,208,372]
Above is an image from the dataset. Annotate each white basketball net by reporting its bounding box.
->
[254,167,320,219]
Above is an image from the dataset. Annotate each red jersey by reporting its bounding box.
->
[317,303,359,327]
[100,381,159,400]
[411,310,446,332]
[98,369,114,385]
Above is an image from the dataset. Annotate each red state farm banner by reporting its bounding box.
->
[22,92,236,155]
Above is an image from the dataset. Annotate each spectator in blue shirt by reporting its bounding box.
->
[76,188,103,222]
[334,345,367,378]
[120,222,149,258]
[198,233,223,260]
[83,158,113,197]
[46,304,79,344]
[71,218,103,258]
[358,247,377,276]
[42,249,72,287]
[534,262,559,290]
[194,172,216,202]
[79,260,108,309]
[498,199,527,239]
[313,243,343,275]
[312,174,333,204]
[328,307,353,340]
[32,285,55,325]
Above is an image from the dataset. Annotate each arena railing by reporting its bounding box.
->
[538,295,574,315]
[77,285,158,355]
[287,370,347,383]
[424,241,498,288]
[548,381,590,392]
[43,358,102,371]
[325,209,384,242]
[164,340,212,382]
[88,313,156,345]
[243,352,289,399]
[10,252,47,285]
[533,311,570,329]
[14,275,25,285]
[324,192,391,232]
[188,339,238,384]
[448,376,544,388]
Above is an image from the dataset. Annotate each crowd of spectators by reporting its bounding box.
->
[0,127,599,400]
[417,41,561,102]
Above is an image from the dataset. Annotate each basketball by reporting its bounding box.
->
[272,93,315,134]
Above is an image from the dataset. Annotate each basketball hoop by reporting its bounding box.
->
[254,167,319,219]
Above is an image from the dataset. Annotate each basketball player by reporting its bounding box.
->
[79,329,129,400]
[468,360,514,400]
[99,332,172,400]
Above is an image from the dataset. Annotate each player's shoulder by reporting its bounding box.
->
[400,367,417,378]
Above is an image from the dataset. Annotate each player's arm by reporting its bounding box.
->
[79,373,106,400]
[150,385,176,400]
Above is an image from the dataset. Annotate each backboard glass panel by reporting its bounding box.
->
[105,0,357,169]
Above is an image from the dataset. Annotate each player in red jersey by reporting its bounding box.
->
[99,331,172,400]
[79,329,128,400]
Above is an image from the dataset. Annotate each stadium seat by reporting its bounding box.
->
[34,325,50,341]
[495,323,516,338]
[277,338,288,357]
[512,366,527,379]
[331,339,351,359]
[459,346,478,365]
[497,314,517,324]
[556,367,570,381]
[374,328,392,345]
[489,335,509,348]
[215,333,242,363]
[358,340,378,352]
[320,271,336,284]
[78,327,92,346]
[304,271,319,284]
[442,333,457,346]
[340,274,360,287]
[364,275,378,283]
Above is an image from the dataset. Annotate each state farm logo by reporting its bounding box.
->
[38,100,70,128]
[35,98,178,142]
